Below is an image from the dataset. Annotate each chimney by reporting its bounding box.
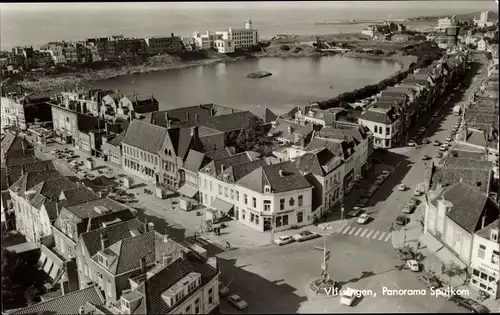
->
[151,93,154,102]
[195,113,199,120]
[147,222,154,232]
[171,33,174,37]
[190,126,198,138]
[221,164,225,173]
[140,256,147,274]
[185,112,190,121]
[481,215,486,229]
[287,126,292,134]
[100,233,109,250]
[278,169,283,177]
[144,218,148,232]
[78,305,85,315]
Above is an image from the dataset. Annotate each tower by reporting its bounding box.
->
[245,17,252,30]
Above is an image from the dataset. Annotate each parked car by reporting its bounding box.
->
[406,259,420,272]
[357,213,370,224]
[354,175,362,182]
[431,113,439,118]
[439,145,448,151]
[397,248,414,261]
[445,137,453,143]
[227,294,248,310]
[69,160,79,167]
[422,154,430,160]
[348,208,363,217]
[398,184,407,191]
[413,188,423,196]
[449,295,490,313]
[219,283,230,297]
[340,288,359,306]
[395,215,408,226]
[293,230,319,242]
[86,174,97,181]
[402,204,415,214]
[437,152,443,158]
[407,140,417,147]
[433,140,441,146]
[422,138,430,144]
[50,149,60,155]
[417,272,442,289]
[407,198,418,207]
[275,235,294,246]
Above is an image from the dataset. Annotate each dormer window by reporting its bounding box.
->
[121,298,130,310]
[264,185,271,193]
[491,228,499,242]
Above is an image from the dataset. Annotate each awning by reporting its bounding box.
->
[36,252,47,270]
[419,233,444,253]
[434,246,467,270]
[178,184,198,198]
[43,259,54,274]
[49,263,60,280]
[210,198,234,214]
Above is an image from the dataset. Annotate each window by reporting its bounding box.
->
[386,127,390,135]
[478,244,486,259]
[491,229,499,242]
[492,250,499,264]
[244,194,248,205]
[242,210,246,220]
[210,181,213,191]
[186,305,192,314]
[208,288,213,304]
[276,216,282,227]
[255,216,259,225]
[224,187,228,197]
[236,191,239,201]
[280,199,285,210]
[264,185,271,193]
[297,212,303,223]
[283,215,289,226]
[374,126,378,133]
[195,298,200,314]
[218,185,222,195]
[264,200,271,211]
[204,179,207,188]
[252,197,257,208]
[289,198,295,206]
[473,269,480,277]
[230,189,234,200]
[250,213,255,223]
[298,195,303,206]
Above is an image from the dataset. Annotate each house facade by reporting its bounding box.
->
[358,107,400,148]
[470,219,500,299]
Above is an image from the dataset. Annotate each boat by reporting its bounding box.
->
[246,71,273,79]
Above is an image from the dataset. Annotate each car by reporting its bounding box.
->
[422,138,430,144]
[432,140,441,146]
[292,230,319,242]
[431,113,439,118]
[449,295,490,313]
[397,248,414,261]
[422,154,430,160]
[452,125,459,131]
[437,152,443,158]
[354,175,362,182]
[407,198,418,207]
[374,177,385,185]
[275,235,294,246]
[445,137,453,142]
[439,145,448,151]
[357,213,370,224]
[50,149,60,154]
[69,160,79,167]
[418,127,426,133]
[406,259,420,272]
[413,188,423,196]
[402,204,415,214]
[417,272,442,289]
[218,283,230,297]
[340,288,359,306]
[407,140,417,147]
[86,174,97,181]
[348,207,363,217]
[395,215,408,226]
[398,184,407,191]
[227,294,248,310]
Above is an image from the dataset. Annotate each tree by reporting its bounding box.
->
[441,262,466,284]
[280,45,290,51]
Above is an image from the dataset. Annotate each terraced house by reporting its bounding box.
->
[198,152,313,232]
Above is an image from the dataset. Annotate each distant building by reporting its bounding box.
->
[1,90,52,130]
[213,38,235,54]
[474,11,495,28]
[145,34,183,55]
[478,39,488,52]
[361,26,376,38]
[215,19,259,49]
[436,17,452,31]
[193,31,216,50]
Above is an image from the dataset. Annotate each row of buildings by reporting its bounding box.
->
[1,130,221,315]
[420,52,499,299]
[358,46,468,149]
[1,19,260,75]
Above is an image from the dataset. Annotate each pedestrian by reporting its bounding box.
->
[193,232,197,241]
[417,241,421,250]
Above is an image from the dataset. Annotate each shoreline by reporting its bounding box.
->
[19,49,410,92]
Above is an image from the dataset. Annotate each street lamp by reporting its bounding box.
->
[270,215,276,245]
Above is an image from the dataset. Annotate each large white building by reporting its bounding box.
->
[193,20,258,52]
[198,154,313,232]
[436,17,452,31]
[470,219,500,299]
[474,11,495,28]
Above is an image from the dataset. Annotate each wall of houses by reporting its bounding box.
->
[358,118,400,149]
[443,217,473,264]
[122,143,161,182]
[170,276,220,315]
[470,232,500,299]
[1,97,26,130]
[198,172,313,232]
[51,105,79,143]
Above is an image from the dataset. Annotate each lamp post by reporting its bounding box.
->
[270,215,276,244]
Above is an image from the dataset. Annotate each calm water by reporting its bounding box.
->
[92,55,400,115]
[1,2,496,50]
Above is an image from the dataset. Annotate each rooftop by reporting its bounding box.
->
[122,119,168,154]
[64,198,129,219]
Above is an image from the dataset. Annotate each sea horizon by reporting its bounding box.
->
[1,1,498,51]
